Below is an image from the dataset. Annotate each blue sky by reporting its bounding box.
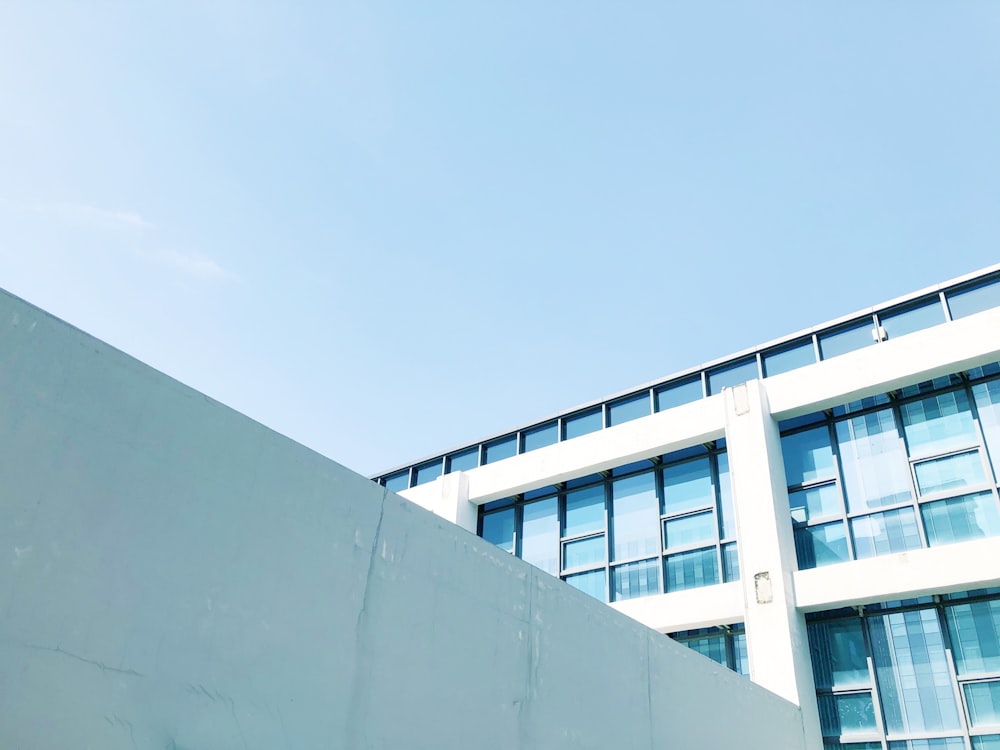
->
[2,2,999,476]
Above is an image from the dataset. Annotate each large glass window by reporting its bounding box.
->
[820,319,876,360]
[763,338,816,378]
[655,376,703,411]
[670,624,748,677]
[879,298,946,340]
[607,392,650,427]
[947,276,1000,320]
[707,357,759,395]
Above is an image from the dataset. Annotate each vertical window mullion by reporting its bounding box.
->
[829,418,857,561]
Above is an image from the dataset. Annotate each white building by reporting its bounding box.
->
[376,264,1000,750]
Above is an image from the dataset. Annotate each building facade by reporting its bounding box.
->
[377,264,1000,750]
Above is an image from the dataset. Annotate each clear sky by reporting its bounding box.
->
[1,2,998,476]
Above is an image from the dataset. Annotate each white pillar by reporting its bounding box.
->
[724,380,822,750]
[433,471,477,533]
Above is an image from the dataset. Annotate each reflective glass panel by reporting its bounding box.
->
[836,409,912,512]
[563,408,603,440]
[447,447,479,473]
[789,484,843,524]
[611,473,659,561]
[763,339,816,377]
[922,492,1000,546]
[827,743,881,750]
[880,299,946,340]
[481,508,515,552]
[973,737,1000,750]
[413,459,443,486]
[722,542,740,582]
[795,522,850,569]
[783,426,836,486]
[655,377,703,411]
[870,608,962,734]
[521,498,558,575]
[608,393,650,427]
[818,692,877,737]
[820,319,876,360]
[973,380,1000,474]
[948,277,1000,319]
[565,485,605,537]
[915,451,988,496]
[887,741,965,750]
[565,569,605,601]
[682,631,728,665]
[901,390,978,459]
[965,680,1000,728]
[808,618,870,690]
[733,631,749,676]
[851,508,921,559]
[611,558,660,601]
[664,511,716,549]
[384,470,410,492]
[717,453,737,539]
[665,547,719,591]
[662,458,715,515]
[563,535,605,569]
[483,435,517,464]
[946,599,1000,674]
[522,422,558,453]
[707,357,760,395]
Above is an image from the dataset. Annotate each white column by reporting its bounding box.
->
[724,380,822,750]
[433,471,477,533]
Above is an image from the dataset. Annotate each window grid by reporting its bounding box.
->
[669,623,748,677]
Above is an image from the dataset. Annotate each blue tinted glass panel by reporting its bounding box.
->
[820,319,876,360]
[870,608,962,734]
[522,422,558,453]
[563,535,605,569]
[523,485,558,501]
[521,498,558,575]
[899,375,965,399]
[563,408,602,440]
[922,492,1000,546]
[447,447,479,473]
[608,393,650,427]
[707,357,760,395]
[662,458,715,515]
[973,737,1000,750]
[664,512,716,549]
[783,426,836,486]
[946,599,1000,674]
[611,473,659,561]
[609,459,654,477]
[818,692,877,737]
[887,741,965,750]
[722,542,740,581]
[901,390,978,459]
[789,484,842,524]
[565,472,603,490]
[970,363,1000,380]
[851,508,921,559]
[482,496,515,512]
[965,680,1000,728]
[413,459,443,486]
[384,471,410,492]
[915,451,987,496]
[808,618,870,690]
[763,339,816,377]
[780,411,827,432]
[827,743,881,750]
[481,508,515,552]
[717,453,737,539]
[655,376,703,411]
[973,380,1000,473]
[948,277,1000,319]
[681,631,728,665]
[733,631,749,676]
[796,522,850,569]
[611,558,660,601]
[836,409,912,512]
[565,485,605,537]
[665,547,719,591]
[833,393,893,417]
[880,299,946,340]
[565,568,606,601]
[483,435,517,464]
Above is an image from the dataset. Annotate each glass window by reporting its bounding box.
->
[565,485,605,537]
[665,547,719,591]
[818,692,877,737]
[563,535,606,569]
[808,618,870,690]
[887,741,965,750]
[795,522,850,569]
[836,409,913,512]
[722,542,740,581]
[481,508,515,553]
[789,484,843,524]
[565,569,605,600]
[763,339,816,377]
[851,508,921,559]
[946,599,1000,674]
[901,390,978,459]
[563,408,602,440]
[447,447,479,473]
[707,357,760,395]
[608,392,650,427]
[783,426,836,486]
[413,459,443,486]
[972,736,1000,750]
[820,319,876,360]
[948,276,1000,319]
[921,492,1000,546]
[610,473,659,561]
[611,558,660,601]
[655,376,703,411]
[384,470,410,492]
[520,498,558,575]
[914,451,988,496]
[662,458,715,515]
[522,422,558,453]
[664,512,716,549]
[964,680,1000,728]
[879,299,946,340]
[717,453,737,540]
[483,435,517,464]
[973,380,1000,472]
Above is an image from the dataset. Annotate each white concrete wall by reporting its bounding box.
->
[0,289,807,750]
